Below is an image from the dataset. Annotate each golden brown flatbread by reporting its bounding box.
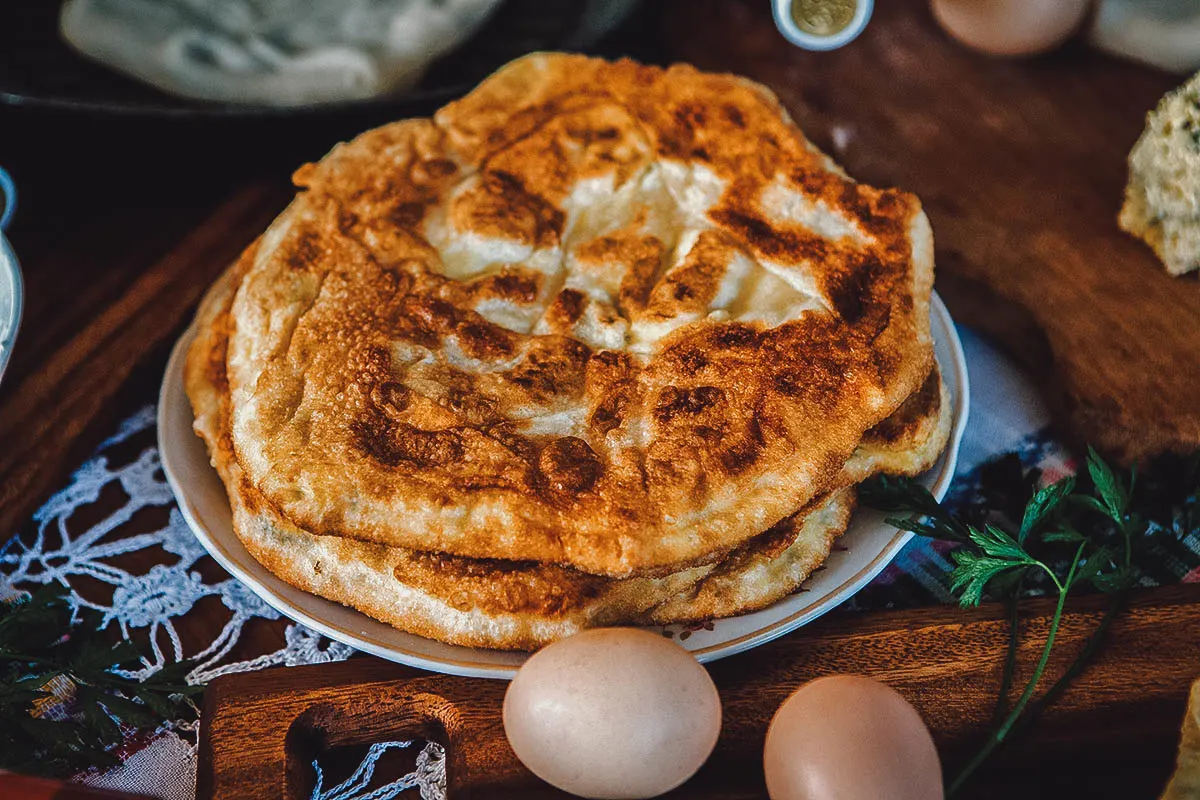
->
[222,53,936,577]
[186,248,946,649]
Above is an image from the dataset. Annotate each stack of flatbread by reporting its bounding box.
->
[185,53,950,651]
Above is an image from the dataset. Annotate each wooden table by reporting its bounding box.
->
[0,1,1195,797]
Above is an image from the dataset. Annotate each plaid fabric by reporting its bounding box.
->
[847,431,1074,610]
[849,431,1200,611]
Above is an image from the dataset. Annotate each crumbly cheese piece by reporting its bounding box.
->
[1121,70,1200,276]
[59,0,503,107]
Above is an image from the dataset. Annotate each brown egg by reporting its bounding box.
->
[503,628,722,799]
[931,0,1092,56]
[763,675,943,800]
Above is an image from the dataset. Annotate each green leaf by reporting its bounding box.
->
[97,693,160,730]
[949,550,1028,607]
[885,516,967,543]
[1091,568,1132,594]
[859,474,942,516]
[144,658,196,686]
[0,586,73,652]
[137,690,177,720]
[861,475,973,543]
[16,715,80,744]
[0,689,50,706]
[884,516,938,536]
[137,660,203,701]
[969,525,1029,562]
[74,685,124,748]
[1087,447,1126,522]
[1066,494,1111,517]
[1071,546,1115,589]
[0,588,200,779]
[1042,529,1087,544]
[985,566,1028,600]
[1019,478,1075,543]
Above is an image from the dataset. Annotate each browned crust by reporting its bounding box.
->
[185,245,947,648]
[639,490,856,626]
[186,264,838,647]
[220,53,936,577]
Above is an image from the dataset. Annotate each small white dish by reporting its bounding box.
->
[159,294,968,679]
[0,167,22,386]
[773,0,874,51]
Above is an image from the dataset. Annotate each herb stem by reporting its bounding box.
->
[990,575,1024,727]
[1034,560,1065,593]
[1123,521,1133,573]
[1009,588,1126,740]
[948,543,1085,797]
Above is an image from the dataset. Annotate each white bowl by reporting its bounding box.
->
[0,167,23,386]
[772,0,874,51]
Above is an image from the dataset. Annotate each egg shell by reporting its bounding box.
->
[763,675,943,800]
[503,628,722,799]
[931,0,1092,57]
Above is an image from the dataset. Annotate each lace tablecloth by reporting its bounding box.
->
[4,327,1195,799]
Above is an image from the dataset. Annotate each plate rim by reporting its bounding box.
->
[158,293,969,679]
[681,293,969,661]
[0,232,23,386]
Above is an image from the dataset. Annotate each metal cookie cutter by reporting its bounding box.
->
[773,0,874,51]
[0,166,22,386]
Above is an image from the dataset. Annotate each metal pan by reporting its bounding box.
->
[0,0,639,119]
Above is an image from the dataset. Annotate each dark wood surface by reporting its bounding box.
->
[199,584,1200,799]
[0,184,285,540]
[669,0,1200,464]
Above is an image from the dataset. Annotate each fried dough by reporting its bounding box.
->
[187,250,947,649]
[222,53,936,576]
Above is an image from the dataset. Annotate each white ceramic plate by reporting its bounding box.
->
[159,294,969,679]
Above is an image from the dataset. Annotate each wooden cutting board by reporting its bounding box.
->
[667,0,1200,464]
[198,584,1200,799]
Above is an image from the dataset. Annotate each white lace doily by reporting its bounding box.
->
[0,405,445,800]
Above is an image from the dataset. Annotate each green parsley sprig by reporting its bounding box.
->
[0,583,201,777]
[861,447,1200,796]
